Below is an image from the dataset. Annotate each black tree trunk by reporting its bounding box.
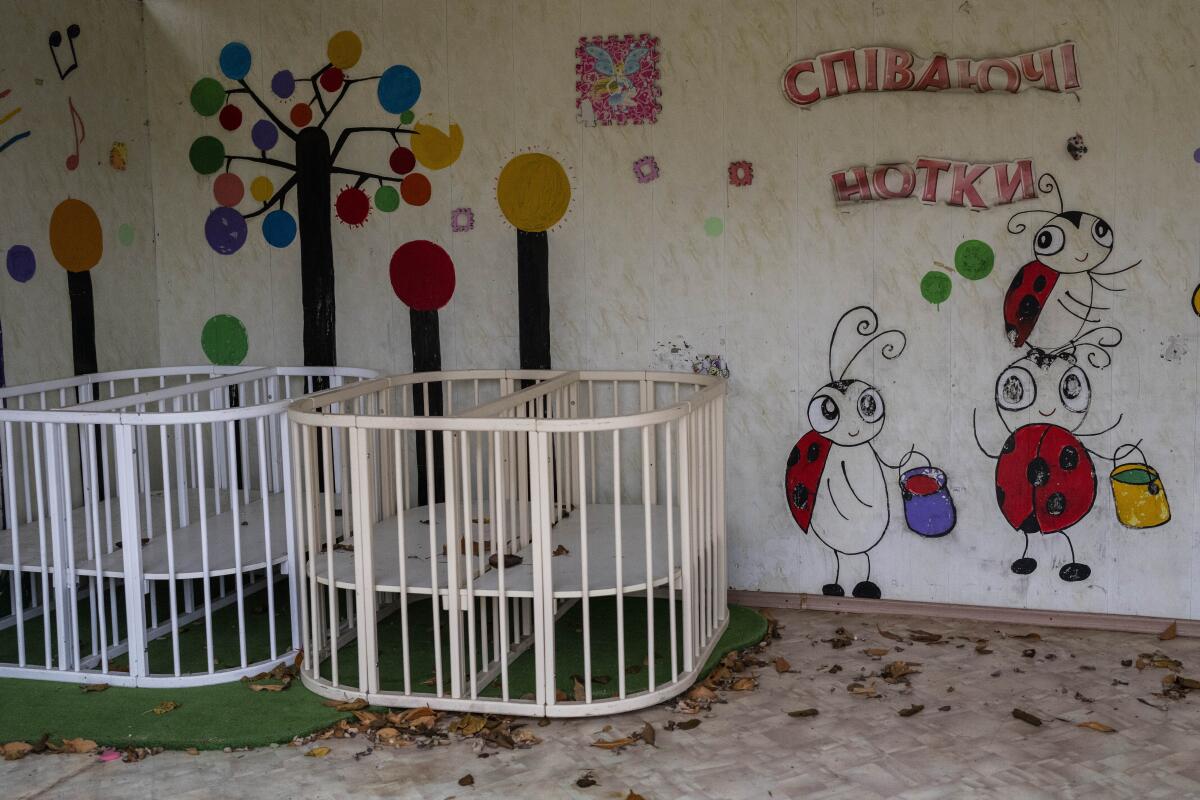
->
[410,309,444,505]
[295,128,337,379]
[517,230,551,376]
[67,271,97,376]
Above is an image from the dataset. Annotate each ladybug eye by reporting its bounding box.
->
[807,395,840,433]
[1091,218,1113,248]
[996,366,1036,411]
[1034,225,1065,257]
[1059,365,1090,413]
[857,388,884,423]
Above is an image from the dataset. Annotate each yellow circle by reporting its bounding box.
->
[1192,284,1200,316]
[496,153,570,232]
[250,176,274,203]
[327,31,362,70]
[411,117,464,171]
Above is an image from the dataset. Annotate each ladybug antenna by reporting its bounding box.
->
[829,305,906,381]
[1038,172,1065,213]
[1054,325,1123,369]
[1006,172,1064,235]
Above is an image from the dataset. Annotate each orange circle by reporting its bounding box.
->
[401,173,432,206]
[290,102,313,127]
[49,198,103,272]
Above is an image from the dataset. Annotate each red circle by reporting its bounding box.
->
[219,104,243,131]
[335,186,370,226]
[390,240,456,311]
[213,172,245,207]
[290,102,313,127]
[401,173,432,206]
[319,67,345,92]
[389,146,416,175]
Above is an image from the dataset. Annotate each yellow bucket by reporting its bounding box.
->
[1110,461,1170,530]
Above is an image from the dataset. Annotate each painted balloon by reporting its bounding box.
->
[201,313,249,365]
[262,209,297,248]
[49,199,103,272]
[205,207,248,255]
[497,153,570,232]
[6,245,35,283]
[390,240,455,311]
[377,65,421,114]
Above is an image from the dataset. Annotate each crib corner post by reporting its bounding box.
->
[113,423,148,680]
[527,429,555,711]
[43,423,74,670]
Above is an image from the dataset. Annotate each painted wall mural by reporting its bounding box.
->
[49,198,103,375]
[831,157,1038,208]
[188,32,462,371]
[575,34,661,126]
[0,87,31,154]
[785,306,950,599]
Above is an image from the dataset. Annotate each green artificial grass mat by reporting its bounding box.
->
[0,596,765,750]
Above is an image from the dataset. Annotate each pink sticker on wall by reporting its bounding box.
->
[576,35,661,126]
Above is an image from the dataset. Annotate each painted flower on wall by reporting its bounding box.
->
[729,161,753,187]
[633,156,659,184]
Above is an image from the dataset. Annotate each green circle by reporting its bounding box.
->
[117,224,135,246]
[920,271,952,305]
[201,314,249,365]
[190,77,226,117]
[400,110,415,124]
[189,136,225,174]
[374,185,400,212]
[703,217,724,237]
[954,239,994,280]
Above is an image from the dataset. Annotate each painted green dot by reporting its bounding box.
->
[955,239,994,280]
[920,271,952,305]
[190,77,226,117]
[400,110,415,124]
[201,314,249,366]
[374,185,400,212]
[703,217,723,237]
[189,136,225,175]
[117,224,135,246]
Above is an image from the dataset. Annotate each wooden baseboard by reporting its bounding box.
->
[727,590,1198,638]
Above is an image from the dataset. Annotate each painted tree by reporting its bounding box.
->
[187,32,463,372]
[48,198,104,376]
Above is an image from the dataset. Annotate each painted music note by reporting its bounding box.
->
[65,98,84,170]
[48,24,81,81]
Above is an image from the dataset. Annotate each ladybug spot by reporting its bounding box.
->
[792,483,810,510]
[1017,295,1041,321]
[1008,271,1023,293]
[1026,457,1050,487]
[1059,446,1079,471]
[807,442,822,462]
[1033,275,1047,292]
[787,446,801,468]
[995,485,1005,506]
[1046,492,1067,516]
[1001,435,1016,455]
[1019,513,1040,533]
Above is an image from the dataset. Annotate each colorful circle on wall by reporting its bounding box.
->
[189,136,225,174]
[920,271,952,305]
[954,239,994,280]
[703,217,723,237]
[374,185,400,212]
[389,146,416,175]
[1192,284,1200,316]
[496,153,570,232]
[6,245,35,283]
[250,176,274,203]
[262,209,297,248]
[401,110,415,125]
[117,224,135,246]
[290,103,313,128]
[390,240,455,311]
[218,104,243,131]
[327,31,362,70]
[190,78,225,117]
[411,116,463,170]
[271,70,295,99]
[205,207,248,255]
[213,172,245,207]
[251,120,279,151]
[1194,148,1200,164]
[49,199,103,272]
[377,65,421,114]
[201,313,249,365]
[401,173,431,206]
[319,67,345,93]
[219,42,252,81]
[335,186,370,226]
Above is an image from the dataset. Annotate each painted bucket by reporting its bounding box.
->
[900,465,955,537]
[1110,449,1170,529]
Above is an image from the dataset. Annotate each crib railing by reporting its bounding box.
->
[0,366,376,686]
[288,369,727,717]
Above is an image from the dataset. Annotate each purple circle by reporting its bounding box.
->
[6,245,35,283]
[271,69,295,99]
[205,207,248,255]
[251,120,279,151]
[1194,147,1200,164]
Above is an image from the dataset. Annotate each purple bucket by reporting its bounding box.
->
[900,466,955,538]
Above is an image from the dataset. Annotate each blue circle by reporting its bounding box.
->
[377,65,421,114]
[6,245,35,283]
[262,209,297,248]
[251,119,279,151]
[219,42,252,81]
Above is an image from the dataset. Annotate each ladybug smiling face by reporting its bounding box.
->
[807,379,885,446]
[995,350,1091,433]
[1030,211,1113,276]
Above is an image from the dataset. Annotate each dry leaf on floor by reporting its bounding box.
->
[863,648,890,658]
[1022,649,1036,658]
[641,722,656,747]
[458,774,475,786]
[1010,633,1041,641]
[61,737,98,754]
[730,676,758,691]
[591,737,636,750]
[881,661,919,682]
[573,676,587,702]
[306,746,331,758]
[847,682,879,698]
[898,704,924,717]
[1077,721,1116,733]
[687,685,717,703]
[626,792,646,800]
[80,683,109,693]
[249,683,287,692]
[975,641,994,655]
[2,742,33,761]
[907,630,942,643]
[828,627,854,649]
[552,544,569,557]
[322,698,368,711]
[788,708,819,718]
[185,747,199,755]
[451,714,487,736]
[1012,708,1042,726]
[877,626,905,641]
[512,729,541,748]
[576,772,598,788]
[675,718,701,730]
[773,657,791,673]
[1159,622,1178,641]
[151,701,179,716]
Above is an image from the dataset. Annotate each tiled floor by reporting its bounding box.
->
[6,607,1200,799]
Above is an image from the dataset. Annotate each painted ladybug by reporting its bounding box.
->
[1003,174,1138,350]
[784,306,913,600]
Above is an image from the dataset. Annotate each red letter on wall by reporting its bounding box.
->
[782,60,821,106]
[831,167,872,202]
[915,157,951,204]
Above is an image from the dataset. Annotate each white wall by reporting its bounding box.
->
[5,0,1200,618]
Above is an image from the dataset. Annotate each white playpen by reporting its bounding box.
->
[0,365,376,686]
[287,369,728,717]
